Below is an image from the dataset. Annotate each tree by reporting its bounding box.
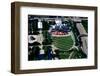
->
[42,20,50,30]
[42,31,52,45]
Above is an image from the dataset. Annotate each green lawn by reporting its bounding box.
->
[52,36,74,59]
[52,36,73,51]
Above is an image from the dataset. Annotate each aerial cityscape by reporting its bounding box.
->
[28,15,88,61]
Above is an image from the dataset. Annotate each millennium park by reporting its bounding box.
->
[28,15,88,61]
